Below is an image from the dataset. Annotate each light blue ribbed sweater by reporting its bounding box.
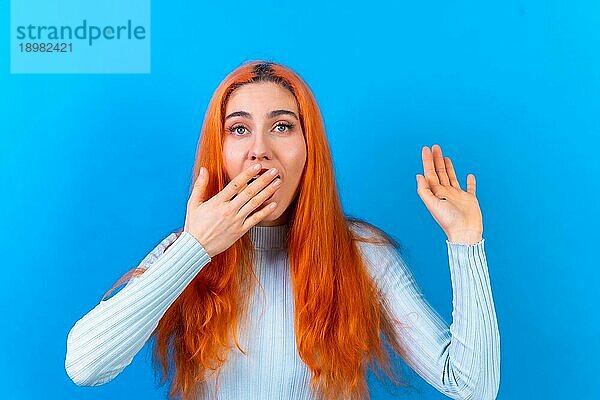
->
[65,221,500,399]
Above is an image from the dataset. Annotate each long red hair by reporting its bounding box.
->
[103,60,414,399]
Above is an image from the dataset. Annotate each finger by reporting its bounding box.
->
[422,146,441,187]
[230,167,279,210]
[188,167,208,206]
[215,163,263,203]
[237,175,281,217]
[466,174,476,195]
[432,144,451,186]
[416,173,444,205]
[242,200,278,232]
[443,157,463,190]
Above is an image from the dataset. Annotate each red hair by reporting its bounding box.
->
[103,60,414,399]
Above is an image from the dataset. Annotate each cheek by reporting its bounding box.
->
[222,142,237,162]
[222,144,243,173]
[286,141,307,174]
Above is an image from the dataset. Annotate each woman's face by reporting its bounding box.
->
[223,81,307,226]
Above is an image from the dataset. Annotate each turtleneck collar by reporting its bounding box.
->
[248,223,289,250]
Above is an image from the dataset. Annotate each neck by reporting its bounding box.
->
[248,223,289,250]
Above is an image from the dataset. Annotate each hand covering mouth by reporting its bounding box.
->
[247,168,281,185]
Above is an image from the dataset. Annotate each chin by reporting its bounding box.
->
[258,200,291,225]
[263,206,282,220]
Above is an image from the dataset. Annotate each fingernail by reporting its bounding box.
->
[200,167,205,177]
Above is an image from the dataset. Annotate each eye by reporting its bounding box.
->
[227,122,295,136]
[274,122,294,133]
[228,124,247,136]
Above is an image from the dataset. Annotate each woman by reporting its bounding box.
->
[65,60,500,400]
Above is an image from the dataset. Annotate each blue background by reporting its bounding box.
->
[1,1,597,399]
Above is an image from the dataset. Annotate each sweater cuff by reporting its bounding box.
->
[446,237,485,247]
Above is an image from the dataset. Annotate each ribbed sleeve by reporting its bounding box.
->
[360,236,500,400]
[65,231,212,386]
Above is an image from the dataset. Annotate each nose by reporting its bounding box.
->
[248,132,272,161]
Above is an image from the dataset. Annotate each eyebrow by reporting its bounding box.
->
[224,109,299,121]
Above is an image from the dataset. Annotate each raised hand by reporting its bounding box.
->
[416,144,483,245]
[183,163,282,257]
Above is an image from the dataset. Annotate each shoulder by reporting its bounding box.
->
[346,218,408,281]
[346,218,402,252]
